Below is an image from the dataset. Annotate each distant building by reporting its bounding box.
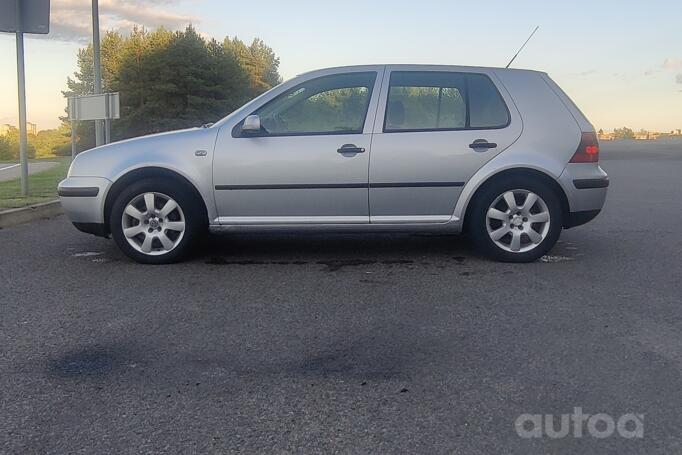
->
[26,122,37,136]
[0,124,10,136]
[633,131,663,140]
[597,130,615,141]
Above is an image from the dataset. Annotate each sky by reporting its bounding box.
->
[1,0,681,131]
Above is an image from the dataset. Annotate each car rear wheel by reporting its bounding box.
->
[469,177,563,262]
[109,178,206,264]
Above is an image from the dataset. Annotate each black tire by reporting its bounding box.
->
[109,178,207,264]
[468,176,563,263]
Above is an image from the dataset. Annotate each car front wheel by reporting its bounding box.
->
[109,178,205,264]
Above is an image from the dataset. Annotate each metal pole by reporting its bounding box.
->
[104,119,110,144]
[71,120,77,160]
[104,93,110,144]
[15,0,28,195]
[92,0,103,147]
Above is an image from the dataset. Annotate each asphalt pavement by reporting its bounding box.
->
[1,140,681,454]
[0,161,58,182]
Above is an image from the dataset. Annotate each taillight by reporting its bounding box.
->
[569,132,600,163]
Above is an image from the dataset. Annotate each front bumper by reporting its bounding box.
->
[58,176,111,225]
[72,222,109,237]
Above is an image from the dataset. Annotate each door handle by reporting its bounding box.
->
[469,139,497,150]
[337,144,366,154]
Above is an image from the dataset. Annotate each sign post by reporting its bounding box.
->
[92,0,104,147]
[1,0,50,196]
[70,120,78,160]
[15,2,28,195]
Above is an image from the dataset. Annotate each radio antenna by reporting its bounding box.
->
[505,26,540,68]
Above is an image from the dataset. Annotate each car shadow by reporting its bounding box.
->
[194,231,479,265]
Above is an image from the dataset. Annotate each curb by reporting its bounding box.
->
[0,200,63,229]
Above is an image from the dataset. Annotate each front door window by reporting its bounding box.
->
[252,72,377,136]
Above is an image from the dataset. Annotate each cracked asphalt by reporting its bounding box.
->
[1,140,681,454]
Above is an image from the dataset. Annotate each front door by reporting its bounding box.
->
[369,68,522,223]
[212,70,382,224]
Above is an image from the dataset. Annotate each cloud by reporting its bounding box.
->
[611,72,637,83]
[45,0,197,42]
[663,58,682,70]
[655,58,682,89]
[568,69,596,77]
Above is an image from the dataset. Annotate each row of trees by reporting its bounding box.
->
[0,126,73,161]
[598,127,673,139]
[64,25,281,150]
[612,127,635,140]
[0,129,35,161]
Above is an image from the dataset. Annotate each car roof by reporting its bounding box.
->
[298,64,546,77]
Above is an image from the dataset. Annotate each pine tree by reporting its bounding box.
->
[62,25,281,148]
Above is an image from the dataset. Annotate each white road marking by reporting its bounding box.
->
[538,255,575,263]
[0,163,20,172]
[73,251,104,257]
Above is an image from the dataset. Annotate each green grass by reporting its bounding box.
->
[0,157,70,210]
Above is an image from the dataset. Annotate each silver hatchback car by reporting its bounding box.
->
[58,64,608,264]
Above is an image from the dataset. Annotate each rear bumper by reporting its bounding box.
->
[558,163,609,213]
[564,209,601,229]
[572,177,609,189]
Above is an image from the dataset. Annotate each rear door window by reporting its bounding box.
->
[384,71,509,132]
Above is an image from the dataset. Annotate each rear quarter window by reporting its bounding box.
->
[467,73,510,128]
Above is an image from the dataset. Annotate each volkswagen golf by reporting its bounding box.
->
[58,64,609,264]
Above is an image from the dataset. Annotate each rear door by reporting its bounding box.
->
[369,67,522,223]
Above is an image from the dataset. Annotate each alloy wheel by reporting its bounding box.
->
[121,192,186,255]
[485,189,551,253]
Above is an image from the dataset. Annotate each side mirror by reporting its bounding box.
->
[242,115,261,135]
